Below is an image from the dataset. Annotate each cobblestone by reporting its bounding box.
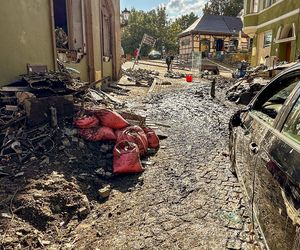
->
[71,81,265,249]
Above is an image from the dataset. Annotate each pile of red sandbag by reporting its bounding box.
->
[74,109,160,174]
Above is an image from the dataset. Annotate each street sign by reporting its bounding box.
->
[142,34,157,47]
[132,33,157,69]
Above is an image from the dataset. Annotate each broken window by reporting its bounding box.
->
[101,2,112,58]
[53,0,86,53]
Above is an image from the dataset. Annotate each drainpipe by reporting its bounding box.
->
[49,0,58,70]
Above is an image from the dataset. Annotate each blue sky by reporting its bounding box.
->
[121,0,208,19]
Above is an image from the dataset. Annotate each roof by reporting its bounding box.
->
[179,14,245,37]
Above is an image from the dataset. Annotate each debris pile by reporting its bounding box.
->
[74,109,160,174]
[0,68,166,248]
[226,77,269,105]
[0,69,161,171]
[164,71,186,79]
[123,68,159,86]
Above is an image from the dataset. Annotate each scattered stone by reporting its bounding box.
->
[78,206,90,219]
[98,185,112,198]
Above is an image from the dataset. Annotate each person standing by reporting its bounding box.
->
[133,48,140,64]
[166,54,174,72]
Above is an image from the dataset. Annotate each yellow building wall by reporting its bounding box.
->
[0,0,55,86]
[256,31,272,65]
[0,0,121,85]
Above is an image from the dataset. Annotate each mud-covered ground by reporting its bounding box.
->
[0,62,265,249]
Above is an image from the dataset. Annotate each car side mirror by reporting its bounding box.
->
[229,106,252,130]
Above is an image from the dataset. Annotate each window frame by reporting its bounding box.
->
[263,31,272,48]
[53,0,86,52]
[250,71,300,128]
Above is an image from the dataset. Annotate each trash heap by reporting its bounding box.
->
[226,77,269,105]
[123,68,159,86]
[164,72,186,79]
[0,70,159,175]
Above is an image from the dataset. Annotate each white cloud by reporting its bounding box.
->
[165,0,208,19]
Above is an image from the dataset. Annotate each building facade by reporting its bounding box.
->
[0,0,121,86]
[243,0,300,66]
[179,15,249,59]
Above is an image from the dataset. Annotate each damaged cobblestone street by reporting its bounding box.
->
[68,67,265,249]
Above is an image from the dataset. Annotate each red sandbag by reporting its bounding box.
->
[142,127,160,149]
[79,127,116,141]
[113,141,143,174]
[116,126,148,145]
[74,116,99,129]
[95,109,129,129]
[118,126,148,156]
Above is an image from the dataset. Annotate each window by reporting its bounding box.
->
[102,5,112,57]
[181,38,191,46]
[252,75,300,125]
[283,97,300,144]
[53,0,85,52]
[265,0,272,8]
[253,0,259,13]
[263,31,272,48]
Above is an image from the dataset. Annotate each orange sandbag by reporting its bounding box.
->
[113,141,143,174]
[79,127,116,141]
[142,127,160,149]
[95,109,129,129]
[74,116,99,129]
[118,126,148,156]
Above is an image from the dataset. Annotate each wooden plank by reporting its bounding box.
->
[0,86,31,92]
[147,79,157,94]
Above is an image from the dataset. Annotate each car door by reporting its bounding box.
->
[254,85,300,250]
[233,69,300,249]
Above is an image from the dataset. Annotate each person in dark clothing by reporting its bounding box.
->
[166,55,174,72]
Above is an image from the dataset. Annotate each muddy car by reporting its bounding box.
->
[229,63,300,250]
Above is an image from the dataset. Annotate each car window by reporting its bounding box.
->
[282,97,300,144]
[252,76,300,125]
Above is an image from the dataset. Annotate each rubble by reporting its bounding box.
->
[164,71,186,79]
[0,66,165,249]
[123,68,159,86]
[226,77,269,105]
[98,185,112,198]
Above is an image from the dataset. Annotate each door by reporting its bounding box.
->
[101,0,114,79]
[250,73,300,249]
[286,41,291,62]
[215,39,224,52]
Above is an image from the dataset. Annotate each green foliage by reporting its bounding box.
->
[203,0,243,16]
[121,8,198,56]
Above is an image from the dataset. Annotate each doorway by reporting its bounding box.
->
[285,42,291,62]
[215,39,224,52]
[279,41,292,62]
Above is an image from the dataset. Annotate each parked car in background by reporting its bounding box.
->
[229,63,300,250]
[148,50,161,60]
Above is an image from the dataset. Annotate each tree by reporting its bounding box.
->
[203,0,243,16]
[121,8,198,56]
